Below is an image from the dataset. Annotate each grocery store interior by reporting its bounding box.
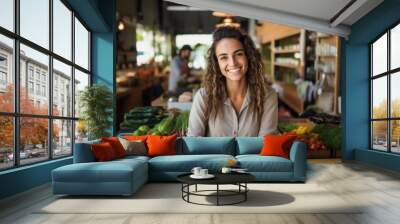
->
[116,0,342,158]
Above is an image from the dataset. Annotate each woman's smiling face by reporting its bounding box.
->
[215,38,248,82]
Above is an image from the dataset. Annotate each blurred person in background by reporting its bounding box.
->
[168,45,192,94]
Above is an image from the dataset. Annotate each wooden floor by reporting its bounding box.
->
[1,159,400,224]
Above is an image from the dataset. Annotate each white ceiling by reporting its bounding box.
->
[166,0,384,38]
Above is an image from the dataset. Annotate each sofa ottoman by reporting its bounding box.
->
[52,156,148,196]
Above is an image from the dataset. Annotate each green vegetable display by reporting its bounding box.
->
[311,124,341,151]
[123,107,191,137]
[120,106,165,131]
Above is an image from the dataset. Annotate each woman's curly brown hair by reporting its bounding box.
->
[203,26,268,123]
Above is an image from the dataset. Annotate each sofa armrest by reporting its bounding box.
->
[73,140,100,163]
[289,141,307,181]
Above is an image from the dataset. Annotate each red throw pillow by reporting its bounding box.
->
[123,135,148,142]
[91,142,117,161]
[146,135,177,157]
[260,134,297,159]
[101,137,127,158]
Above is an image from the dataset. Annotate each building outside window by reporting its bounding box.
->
[0,71,6,84]
[0,54,7,89]
[41,73,46,83]
[0,0,92,170]
[28,81,34,94]
[28,66,34,80]
[35,70,40,81]
[35,83,40,95]
[370,23,400,154]
[42,85,46,97]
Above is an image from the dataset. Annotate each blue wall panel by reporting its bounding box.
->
[0,158,72,199]
[344,0,400,171]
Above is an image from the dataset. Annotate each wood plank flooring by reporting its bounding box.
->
[1,159,400,224]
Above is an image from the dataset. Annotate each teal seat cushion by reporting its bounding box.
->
[149,154,235,172]
[181,137,235,155]
[53,159,147,183]
[236,155,293,172]
[116,155,150,163]
[236,137,263,155]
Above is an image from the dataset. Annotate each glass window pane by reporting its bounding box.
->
[75,120,88,143]
[0,0,14,31]
[0,116,14,170]
[53,0,71,60]
[391,120,400,153]
[372,121,388,151]
[74,18,89,70]
[391,72,400,118]
[74,69,89,118]
[372,76,387,119]
[372,33,387,76]
[391,24,400,70]
[20,44,49,115]
[53,119,72,158]
[20,117,49,165]
[53,59,72,117]
[20,0,49,49]
[0,35,14,112]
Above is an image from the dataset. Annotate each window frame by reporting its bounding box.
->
[0,0,92,171]
[370,20,400,154]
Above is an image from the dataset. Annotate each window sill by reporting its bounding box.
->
[0,156,72,175]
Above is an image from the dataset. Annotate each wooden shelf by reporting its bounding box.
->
[273,49,300,54]
[274,62,299,69]
[276,82,304,114]
[317,55,337,58]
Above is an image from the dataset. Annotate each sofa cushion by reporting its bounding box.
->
[123,135,148,142]
[118,137,147,156]
[148,154,235,172]
[52,159,147,183]
[101,137,127,158]
[90,142,118,161]
[236,137,263,155]
[236,155,293,172]
[147,135,177,157]
[181,137,235,155]
[260,134,297,159]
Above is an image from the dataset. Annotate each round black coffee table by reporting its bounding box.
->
[177,173,255,206]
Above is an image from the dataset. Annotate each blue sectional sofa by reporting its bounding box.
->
[52,137,307,196]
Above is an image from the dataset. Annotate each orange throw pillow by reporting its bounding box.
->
[146,135,177,157]
[123,135,148,142]
[260,134,297,159]
[91,142,117,161]
[101,137,127,158]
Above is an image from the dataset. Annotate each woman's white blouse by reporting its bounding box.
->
[187,87,278,137]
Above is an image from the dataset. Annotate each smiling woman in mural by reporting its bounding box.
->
[188,26,278,137]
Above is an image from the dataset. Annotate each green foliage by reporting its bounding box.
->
[312,124,341,151]
[278,122,298,133]
[175,111,190,136]
[79,84,113,140]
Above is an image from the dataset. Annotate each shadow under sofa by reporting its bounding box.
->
[52,137,307,196]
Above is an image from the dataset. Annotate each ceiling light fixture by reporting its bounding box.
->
[118,20,125,31]
[212,11,233,17]
[216,17,240,28]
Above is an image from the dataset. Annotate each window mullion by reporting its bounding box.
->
[370,45,373,149]
[388,29,391,152]
[71,10,76,154]
[49,0,53,160]
[13,0,20,167]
